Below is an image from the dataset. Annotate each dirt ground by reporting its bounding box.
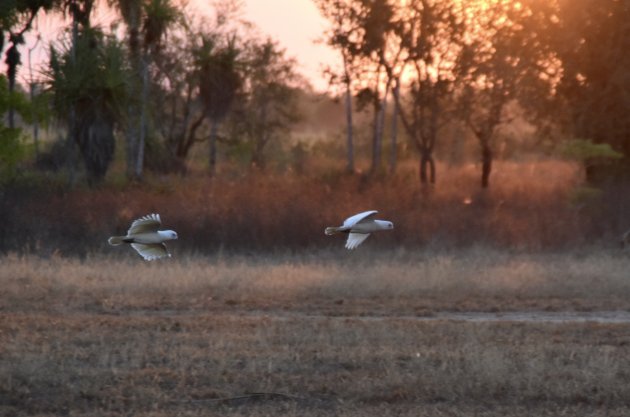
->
[2,249,630,416]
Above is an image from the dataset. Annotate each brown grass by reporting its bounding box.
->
[6,159,624,257]
[3,247,630,313]
[2,250,630,416]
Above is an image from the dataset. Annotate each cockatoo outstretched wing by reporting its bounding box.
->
[343,210,378,228]
[345,233,371,250]
[131,243,170,261]
[128,213,162,235]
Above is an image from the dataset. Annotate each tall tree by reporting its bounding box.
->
[357,0,399,175]
[388,0,462,185]
[316,0,403,175]
[388,76,399,174]
[56,0,97,185]
[315,0,362,174]
[544,0,630,182]
[196,33,242,176]
[1,0,56,128]
[110,0,177,180]
[111,0,143,179]
[47,28,129,185]
[151,19,206,167]
[0,74,31,180]
[226,38,301,170]
[134,0,178,178]
[455,0,552,188]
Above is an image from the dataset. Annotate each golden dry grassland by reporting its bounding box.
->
[2,249,630,416]
[8,159,614,256]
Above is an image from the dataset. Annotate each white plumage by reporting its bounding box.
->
[108,213,178,260]
[325,210,394,250]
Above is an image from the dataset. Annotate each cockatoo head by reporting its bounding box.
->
[159,230,178,241]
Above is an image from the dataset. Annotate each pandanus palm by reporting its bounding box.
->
[46,29,130,185]
[111,0,178,180]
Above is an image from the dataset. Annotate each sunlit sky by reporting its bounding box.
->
[12,0,338,92]
[185,0,339,90]
[238,0,338,91]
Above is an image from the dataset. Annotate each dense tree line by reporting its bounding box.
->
[316,0,630,187]
[1,0,629,188]
[0,0,302,184]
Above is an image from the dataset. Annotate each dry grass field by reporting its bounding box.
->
[7,159,623,256]
[3,248,630,416]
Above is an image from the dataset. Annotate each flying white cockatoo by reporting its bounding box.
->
[325,210,394,250]
[108,213,178,260]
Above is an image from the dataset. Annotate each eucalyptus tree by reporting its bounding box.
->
[388,0,463,185]
[226,38,301,170]
[354,0,400,175]
[455,0,553,188]
[151,21,205,166]
[315,0,402,175]
[314,0,361,173]
[147,2,250,173]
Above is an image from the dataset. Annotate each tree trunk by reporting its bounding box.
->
[251,137,266,170]
[6,41,22,129]
[66,12,80,187]
[126,106,138,179]
[177,113,204,160]
[135,53,150,179]
[126,5,141,180]
[344,83,354,174]
[419,151,435,185]
[208,119,218,176]
[371,83,390,175]
[29,83,40,159]
[481,144,492,188]
[389,79,400,175]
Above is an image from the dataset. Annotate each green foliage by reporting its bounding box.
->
[225,38,301,169]
[142,0,180,49]
[567,185,603,208]
[0,74,28,116]
[549,0,630,164]
[560,139,624,185]
[0,74,31,181]
[560,138,624,162]
[0,126,24,180]
[46,29,131,184]
[195,34,242,121]
[48,30,130,121]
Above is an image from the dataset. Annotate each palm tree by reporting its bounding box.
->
[111,0,178,180]
[47,28,130,185]
[111,0,142,179]
[195,34,242,176]
[134,0,179,178]
[1,0,57,128]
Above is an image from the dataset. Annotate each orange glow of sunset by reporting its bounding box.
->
[242,0,340,91]
[188,0,340,91]
[12,0,340,92]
